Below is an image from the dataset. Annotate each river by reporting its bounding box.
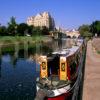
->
[0,39,75,100]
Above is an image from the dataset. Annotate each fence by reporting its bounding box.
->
[72,41,87,100]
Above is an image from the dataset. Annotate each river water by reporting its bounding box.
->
[0,39,75,100]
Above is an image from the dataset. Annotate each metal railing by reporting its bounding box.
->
[72,42,87,100]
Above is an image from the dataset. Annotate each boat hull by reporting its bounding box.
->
[36,84,72,100]
[47,92,72,100]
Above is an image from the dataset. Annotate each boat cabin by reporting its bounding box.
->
[39,46,81,82]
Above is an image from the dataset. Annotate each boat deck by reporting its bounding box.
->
[37,76,71,90]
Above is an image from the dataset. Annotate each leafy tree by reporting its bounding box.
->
[78,24,92,37]
[90,21,100,36]
[0,26,8,36]
[28,25,33,35]
[17,23,29,36]
[7,16,17,36]
[32,26,42,36]
[41,26,49,35]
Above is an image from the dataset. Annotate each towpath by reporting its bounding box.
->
[82,40,100,100]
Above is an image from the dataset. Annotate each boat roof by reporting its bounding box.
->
[52,39,83,57]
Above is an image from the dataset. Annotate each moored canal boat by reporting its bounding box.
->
[36,39,84,100]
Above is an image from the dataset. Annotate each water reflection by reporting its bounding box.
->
[0,39,76,100]
[0,41,53,100]
[0,56,37,100]
[0,59,1,78]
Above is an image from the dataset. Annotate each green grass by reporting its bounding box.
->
[97,51,100,54]
[0,36,46,44]
[0,40,53,55]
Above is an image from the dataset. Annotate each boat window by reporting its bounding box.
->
[48,56,59,76]
[70,61,77,75]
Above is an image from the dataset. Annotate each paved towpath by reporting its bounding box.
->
[82,40,100,100]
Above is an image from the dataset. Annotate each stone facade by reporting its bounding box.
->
[27,12,55,30]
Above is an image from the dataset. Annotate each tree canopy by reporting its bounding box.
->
[0,17,100,37]
[7,16,18,36]
[0,26,8,36]
[17,23,29,36]
[78,21,100,37]
[0,18,50,36]
[90,21,100,36]
[78,24,92,37]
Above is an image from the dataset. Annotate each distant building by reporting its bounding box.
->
[55,27,80,38]
[27,12,55,30]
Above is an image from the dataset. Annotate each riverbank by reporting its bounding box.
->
[0,36,52,46]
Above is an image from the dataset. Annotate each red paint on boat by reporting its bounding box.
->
[67,64,70,80]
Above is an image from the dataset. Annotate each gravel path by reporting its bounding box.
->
[82,40,100,100]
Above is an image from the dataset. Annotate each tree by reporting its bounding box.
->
[0,26,8,36]
[78,24,92,37]
[90,21,100,36]
[7,16,17,36]
[28,25,33,35]
[32,26,42,36]
[41,26,49,35]
[17,23,29,36]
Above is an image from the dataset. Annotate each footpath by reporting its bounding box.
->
[82,40,100,100]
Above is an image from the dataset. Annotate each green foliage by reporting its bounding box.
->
[8,16,17,26]
[90,21,100,36]
[31,26,49,36]
[0,26,8,36]
[0,16,51,36]
[32,26,42,36]
[17,23,29,36]
[83,32,92,37]
[78,20,100,38]
[97,51,100,54]
[1,17,99,37]
[78,25,90,37]
[78,25,92,38]
[0,36,47,46]
[41,26,49,35]
[7,16,17,36]
[28,25,33,35]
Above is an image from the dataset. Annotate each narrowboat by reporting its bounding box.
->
[36,39,84,100]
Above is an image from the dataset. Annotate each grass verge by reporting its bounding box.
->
[97,51,100,54]
[0,36,50,45]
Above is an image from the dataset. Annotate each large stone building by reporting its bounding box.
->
[27,12,55,30]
